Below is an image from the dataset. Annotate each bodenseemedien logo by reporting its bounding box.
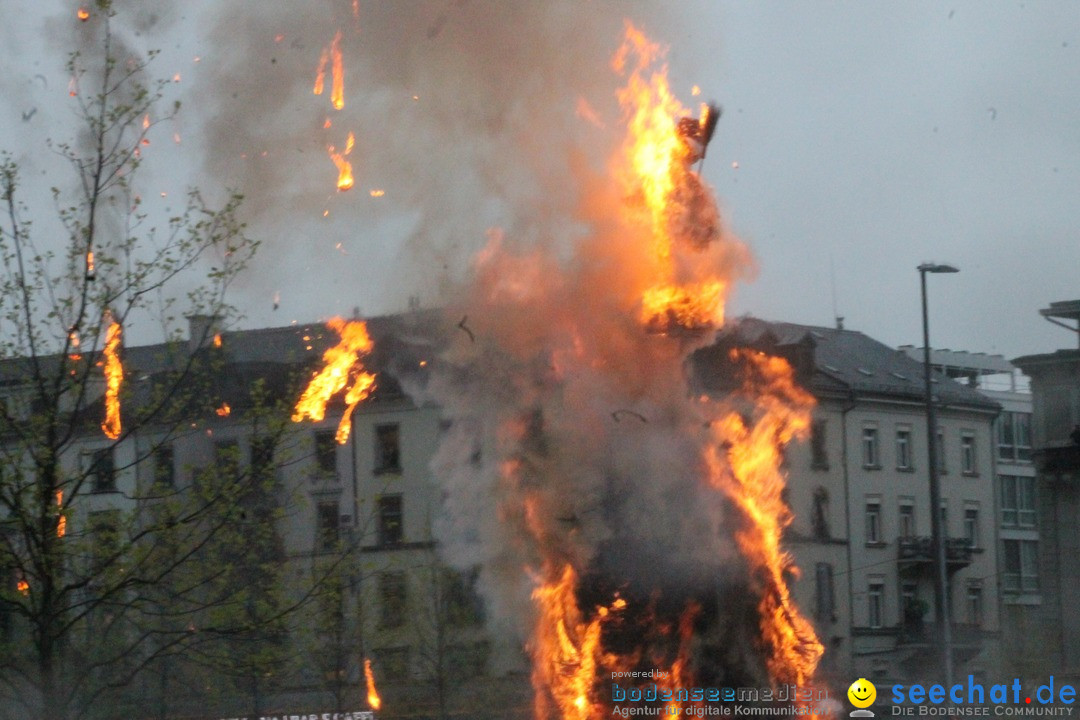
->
[848,678,877,717]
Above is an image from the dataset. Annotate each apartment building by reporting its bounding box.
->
[900,347,1040,679]
[1013,299,1080,684]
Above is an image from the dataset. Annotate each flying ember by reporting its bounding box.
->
[291,317,376,444]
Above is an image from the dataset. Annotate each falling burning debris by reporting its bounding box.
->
[314,48,328,96]
[56,490,66,538]
[100,318,123,440]
[364,658,381,711]
[85,250,95,279]
[213,333,222,348]
[215,403,231,417]
[16,579,29,596]
[328,131,355,191]
[77,6,89,21]
[291,317,376,444]
[314,31,345,110]
[425,23,821,719]
[330,31,344,110]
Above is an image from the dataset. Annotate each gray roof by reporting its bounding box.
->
[705,317,999,411]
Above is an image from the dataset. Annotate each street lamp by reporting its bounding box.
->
[918,262,958,691]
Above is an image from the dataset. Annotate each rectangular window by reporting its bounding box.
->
[865,502,881,544]
[214,439,240,480]
[444,568,485,627]
[316,501,340,553]
[372,646,409,681]
[87,448,116,493]
[375,424,402,474]
[964,507,979,549]
[314,430,338,476]
[901,582,918,617]
[814,563,835,623]
[1015,413,1032,462]
[997,413,1016,461]
[997,412,1033,462]
[1000,475,1018,527]
[88,509,120,574]
[445,642,489,680]
[810,420,828,470]
[1018,477,1037,527]
[378,571,408,628]
[896,428,912,470]
[1001,476,1037,528]
[1003,539,1039,592]
[967,585,984,626]
[961,433,977,475]
[153,445,174,487]
[250,436,275,483]
[862,427,880,468]
[899,503,915,538]
[868,581,884,629]
[378,495,404,546]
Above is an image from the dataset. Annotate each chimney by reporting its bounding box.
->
[186,314,221,354]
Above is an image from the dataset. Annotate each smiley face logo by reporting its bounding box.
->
[848,678,876,708]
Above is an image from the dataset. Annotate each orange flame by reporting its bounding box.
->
[328,132,355,191]
[77,7,89,21]
[86,250,95,277]
[56,490,66,538]
[215,403,231,417]
[101,319,123,440]
[330,31,345,110]
[213,333,222,348]
[364,658,381,710]
[314,48,328,96]
[705,350,823,685]
[142,113,150,130]
[615,23,730,334]
[16,579,29,595]
[530,564,620,720]
[291,317,376,444]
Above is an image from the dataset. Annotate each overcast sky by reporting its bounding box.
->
[1,1,1077,361]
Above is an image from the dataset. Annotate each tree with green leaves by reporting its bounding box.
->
[0,3,303,718]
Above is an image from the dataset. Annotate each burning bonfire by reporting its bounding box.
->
[426,22,822,719]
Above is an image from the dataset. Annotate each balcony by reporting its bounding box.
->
[1034,441,1080,479]
[897,536,973,571]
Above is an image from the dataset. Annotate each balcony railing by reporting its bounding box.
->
[897,536,973,570]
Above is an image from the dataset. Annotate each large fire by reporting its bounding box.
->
[100,318,123,440]
[291,317,376,444]
[706,350,824,686]
[427,21,821,720]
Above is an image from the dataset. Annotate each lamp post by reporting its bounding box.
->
[918,262,958,691]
